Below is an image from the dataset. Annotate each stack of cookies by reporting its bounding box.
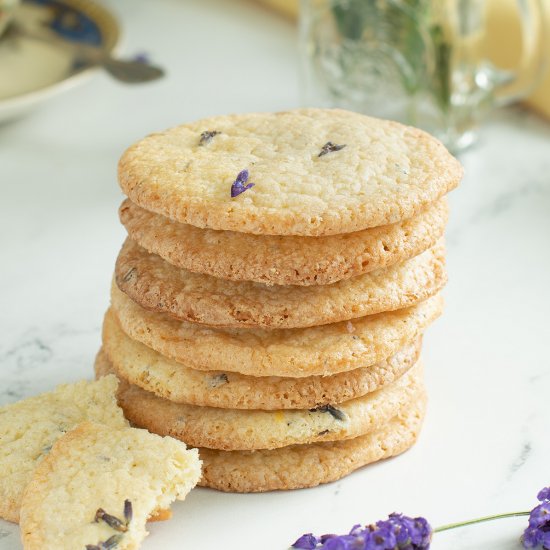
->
[96,108,462,491]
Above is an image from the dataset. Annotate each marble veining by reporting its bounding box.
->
[1,336,53,370]
[508,443,533,478]
[0,324,101,405]
[467,179,550,225]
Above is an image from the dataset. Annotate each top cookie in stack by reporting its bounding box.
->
[118,109,460,238]
[100,108,462,491]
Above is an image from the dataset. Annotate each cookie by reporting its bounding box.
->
[115,238,446,329]
[101,312,421,409]
[198,395,426,491]
[0,376,127,523]
[20,422,201,550]
[118,109,462,236]
[119,198,448,286]
[110,282,443,377]
[95,352,423,451]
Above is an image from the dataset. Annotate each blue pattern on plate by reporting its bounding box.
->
[28,0,102,45]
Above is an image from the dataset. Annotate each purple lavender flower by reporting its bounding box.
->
[290,515,432,550]
[292,533,319,549]
[522,488,550,549]
[529,503,550,529]
[132,52,150,64]
[366,524,398,549]
[523,527,550,550]
[523,527,541,548]
[375,514,432,549]
[322,537,354,550]
[230,169,255,198]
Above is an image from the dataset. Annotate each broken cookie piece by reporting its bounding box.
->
[0,375,127,523]
[20,421,201,550]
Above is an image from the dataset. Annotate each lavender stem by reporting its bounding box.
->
[434,511,531,533]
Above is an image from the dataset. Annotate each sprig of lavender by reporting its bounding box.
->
[292,514,431,550]
[292,486,550,549]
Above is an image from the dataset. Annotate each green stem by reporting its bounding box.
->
[435,511,531,533]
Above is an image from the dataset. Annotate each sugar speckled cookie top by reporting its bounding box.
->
[0,376,127,523]
[19,422,201,550]
[118,109,462,236]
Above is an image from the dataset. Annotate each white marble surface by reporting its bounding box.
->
[1,1,550,549]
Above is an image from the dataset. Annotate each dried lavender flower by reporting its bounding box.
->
[318,142,346,157]
[309,404,346,422]
[88,501,132,549]
[94,508,128,532]
[132,52,149,64]
[199,130,221,146]
[123,499,133,525]
[230,169,255,198]
[122,267,136,283]
[40,444,52,455]
[209,373,229,388]
[86,534,123,550]
[102,534,124,549]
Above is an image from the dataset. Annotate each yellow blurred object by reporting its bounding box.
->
[256,0,550,118]
[484,0,550,118]
[254,0,298,19]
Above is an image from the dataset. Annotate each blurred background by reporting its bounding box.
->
[271,0,550,151]
[1,0,549,150]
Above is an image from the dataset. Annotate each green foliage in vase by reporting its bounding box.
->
[330,0,453,111]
